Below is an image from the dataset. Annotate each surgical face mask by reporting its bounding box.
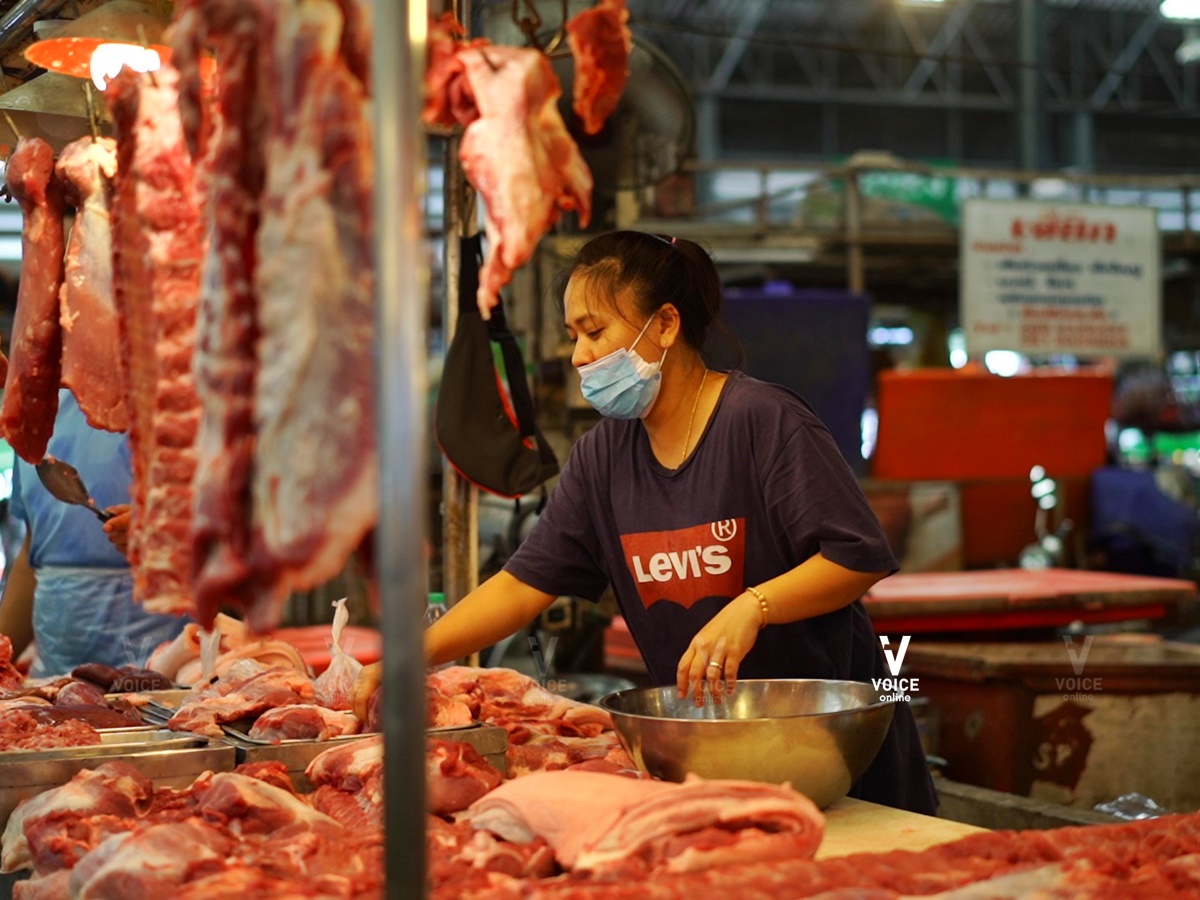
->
[577,316,667,419]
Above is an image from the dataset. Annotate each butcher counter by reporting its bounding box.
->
[817,796,984,858]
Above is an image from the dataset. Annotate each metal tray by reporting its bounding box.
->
[0,729,210,762]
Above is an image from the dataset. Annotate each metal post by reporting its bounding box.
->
[373,1,429,897]
[845,170,865,295]
[1017,0,1041,172]
[442,4,480,639]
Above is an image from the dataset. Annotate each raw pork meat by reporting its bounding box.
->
[467,771,824,877]
[306,734,382,798]
[0,709,100,752]
[0,635,26,693]
[193,771,341,836]
[246,704,360,742]
[173,0,265,630]
[0,137,65,463]
[180,0,376,633]
[1,762,153,873]
[247,0,377,630]
[422,12,479,128]
[55,136,127,433]
[65,819,232,897]
[565,0,631,135]
[312,598,363,711]
[427,738,502,815]
[167,660,315,737]
[106,67,203,616]
[457,44,593,316]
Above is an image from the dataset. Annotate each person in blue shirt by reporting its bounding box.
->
[0,389,189,676]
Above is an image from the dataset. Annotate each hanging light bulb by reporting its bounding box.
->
[88,43,162,91]
[23,0,171,91]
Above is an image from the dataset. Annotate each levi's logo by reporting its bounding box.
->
[620,519,746,610]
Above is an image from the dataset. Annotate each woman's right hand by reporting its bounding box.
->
[352,661,382,724]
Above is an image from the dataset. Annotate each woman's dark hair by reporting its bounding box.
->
[554,230,741,364]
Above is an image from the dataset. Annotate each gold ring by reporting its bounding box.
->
[706,661,722,669]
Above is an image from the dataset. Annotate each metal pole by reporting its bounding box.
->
[845,171,865,295]
[373,1,429,897]
[1017,0,1041,172]
[442,2,480,640]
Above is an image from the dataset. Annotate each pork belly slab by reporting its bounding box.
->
[56,136,127,433]
[466,770,824,878]
[0,137,66,463]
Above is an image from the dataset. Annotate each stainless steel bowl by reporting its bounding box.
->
[599,679,895,809]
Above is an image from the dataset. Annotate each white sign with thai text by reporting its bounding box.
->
[961,199,1161,358]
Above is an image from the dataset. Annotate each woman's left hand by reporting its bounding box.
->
[676,592,762,706]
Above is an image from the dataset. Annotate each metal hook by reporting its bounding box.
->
[477,44,502,73]
[84,81,100,142]
[541,0,570,56]
[511,0,544,49]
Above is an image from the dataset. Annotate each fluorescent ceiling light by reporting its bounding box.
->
[1161,0,1200,21]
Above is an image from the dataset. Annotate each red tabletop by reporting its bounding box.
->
[863,569,1198,633]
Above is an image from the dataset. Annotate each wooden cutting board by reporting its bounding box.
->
[816,797,986,859]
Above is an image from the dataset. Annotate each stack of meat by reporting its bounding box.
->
[0,759,383,896]
[424,666,636,778]
[423,1,631,317]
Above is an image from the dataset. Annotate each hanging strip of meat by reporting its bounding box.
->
[0,137,66,463]
[565,0,631,136]
[107,67,204,616]
[172,0,269,629]
[56,137,127,434]
[247,0,376,630]
[457,45,593,317]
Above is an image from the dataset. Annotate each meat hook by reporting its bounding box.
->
[540,0,570,56]
[83,81,100,142]
[511,0,543,48]
[477,44,502,73]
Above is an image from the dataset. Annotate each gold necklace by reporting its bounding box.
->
[680,367,708,467]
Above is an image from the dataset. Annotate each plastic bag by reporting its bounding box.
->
[314,598,363,712]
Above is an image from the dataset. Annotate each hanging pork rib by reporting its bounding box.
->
[565,0,631,136]
[457,44,593,317]
[0,137,66,463]
[107,67,203,616]
[56,137,127,434]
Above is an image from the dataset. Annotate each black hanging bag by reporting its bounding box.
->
[435,234,559,498]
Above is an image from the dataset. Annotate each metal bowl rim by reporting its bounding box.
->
[598,678,896,723]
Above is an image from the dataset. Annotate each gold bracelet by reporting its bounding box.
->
[745,585,769,629]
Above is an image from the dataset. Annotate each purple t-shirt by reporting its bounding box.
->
[507,371,897,683]
[506,371,937,813]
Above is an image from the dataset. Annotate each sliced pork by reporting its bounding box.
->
[246,704,360,742]
[466,770,824,878]
[565,0,631,135]
[167,660,315,737]
[457,44,593,317]
[0,137,66,463]
[56,136,127,433]
[106,67,203,617]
